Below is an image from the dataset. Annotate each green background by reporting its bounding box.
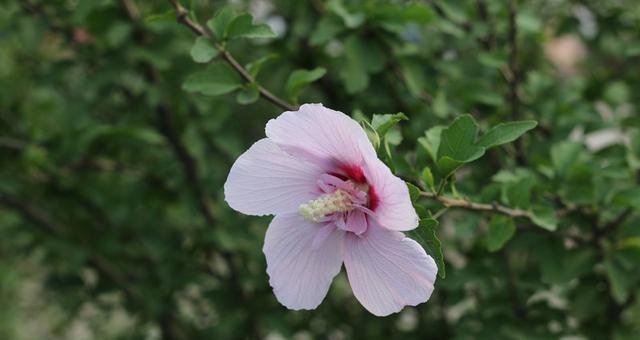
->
[1,0,639,339]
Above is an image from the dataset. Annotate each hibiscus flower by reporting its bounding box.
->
[224,103,437,316]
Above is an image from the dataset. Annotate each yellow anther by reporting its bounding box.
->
[299,189,353,223]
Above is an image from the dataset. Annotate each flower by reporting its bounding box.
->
[224,103,437,316]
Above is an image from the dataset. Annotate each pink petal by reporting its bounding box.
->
[363,154,418,231]
[224,139,323,216]
[343,223,437,316]
[265,103,376,169]
[263,213,344,310]
[345,210,368,235]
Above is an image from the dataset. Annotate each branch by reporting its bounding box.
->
[166,0,296,111]
[156,104,217,227]
[0,192,62,234]
[594,208,633,239]
[0,192,141,301]
[419,191,531,219]
[0,137,27,150]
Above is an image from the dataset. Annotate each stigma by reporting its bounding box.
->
[299,189,353,223]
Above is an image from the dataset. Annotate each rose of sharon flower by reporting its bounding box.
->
[224,103,437,316]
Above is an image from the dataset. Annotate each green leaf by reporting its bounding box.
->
[432,91,448,118]
[371,113,407,138]
[422,167,435,192]
[285,68,326,102]
[246,54,277,78]
[359,119,380,150]
[418,126,445,163]
[145,10,176,23]
[398,59,427,98]
[618,237,640,250]
[328,0,365,28]
[476,120,538,149]
[207,6,235,39]
[530,205,558,231]
[436,114,485,176]
[538,239,568,284]
[182,63,242,96]
[407,218,445,279]
[551,141,583,177]
[236,83,259,104]
[339,35,386,94]
[406,182,420,203]
[605,257,634,303]
[485,216,516,252]
[190,37,218,63]
[226,14,277,39]
[310,16,345,46]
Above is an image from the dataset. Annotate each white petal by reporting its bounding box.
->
[265,103,376,169]
[263,213,344,310]
[364,154,419,231]
[224,139,323,216]
[344,223,437,316]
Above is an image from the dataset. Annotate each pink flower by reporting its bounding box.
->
[224,103,437,316]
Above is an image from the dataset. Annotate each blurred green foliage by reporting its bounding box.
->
[1,0,640,339]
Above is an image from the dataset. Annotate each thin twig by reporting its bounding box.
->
[594,208,632,239]
[419,191,531,219]
[0,192,62,234]
[156,104,217,226]
[167,0,296,111]
[0,192,141,301]
[122,2,261,335]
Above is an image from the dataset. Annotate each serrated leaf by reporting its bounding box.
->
[182,63,242,96]
[226,14,276,39]
[207,6,235,39]
[485,216,516,252]
[407,218,445,278]
[285,68,326,102]
[476,120,538,149]
[190,37,218,63]
[236,83,259,104]
[436,114,485,176]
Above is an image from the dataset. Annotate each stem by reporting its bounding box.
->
[166,0,296,111]
[419,190,531,219]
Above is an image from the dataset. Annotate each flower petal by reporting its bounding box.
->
[265,103,376,169]
[263,213,344,310]
[224,138,323,216]
[363,155,418,231]
[345,210,368,235]
[343,223,437,316]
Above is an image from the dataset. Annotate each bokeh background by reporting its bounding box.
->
[1,0,640,339]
